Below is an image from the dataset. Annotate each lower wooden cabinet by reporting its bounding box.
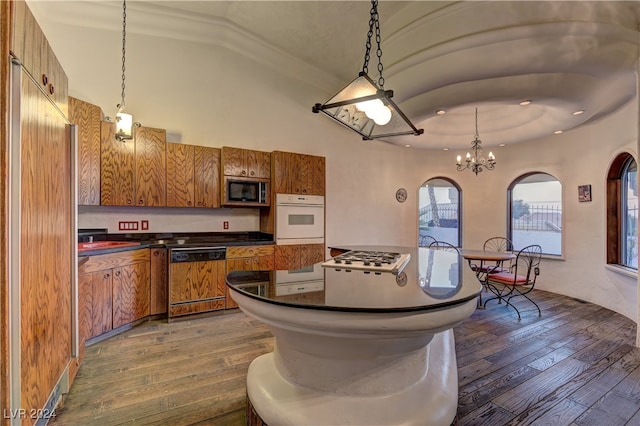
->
[150,248,168,315]
[79,249,151,347]
[274,244,325,270]
[168,259,226,320]
[225,245,275,309]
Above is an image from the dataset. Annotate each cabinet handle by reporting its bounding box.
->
[187,201,192,206]
[253,258,259,264]
[104,273,110,279]
[154,251,159,257]
[126,199,132,205]
[197,201,202,206]
[138,199,144,205]
[302,189,307,193]
[49,84,55,95]
[115,271,121,277]
[241,170,247,175]
[41,74,48,85]
[244,259,250,265]
[250,171,255,176]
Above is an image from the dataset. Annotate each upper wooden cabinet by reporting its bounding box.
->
[11,0,69,116]
[222,146,270,179]
[167,144,221,208]
[69,97,102,205]
[135,126,167,207]
[101,124,167,206]
[272,151,325,196]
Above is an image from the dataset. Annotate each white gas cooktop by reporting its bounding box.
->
[322,250,411,275]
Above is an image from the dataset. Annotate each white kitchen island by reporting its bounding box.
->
[226,246,481,426]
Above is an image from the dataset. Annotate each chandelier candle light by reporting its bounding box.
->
[312,0,423,140]
[456,108,495,175]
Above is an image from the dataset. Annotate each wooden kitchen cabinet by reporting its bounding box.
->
[101,124,167,206]
[272,151,325,195]
[222,146,271,179]
[79,249,151,342]
[11,0,69,116]
[225,245,275,309]
[101,121,135,206]
[274,244,325,270]
[168,259,226,320]
[150,248,168,315]
[69,96,102,205]
[135,126,167,207]
[195,146,221,208]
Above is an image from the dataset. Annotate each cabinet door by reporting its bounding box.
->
[101,121,135,206]
[79,270,112,341]
[247,149,271,179]
[69,97,101,205]
[192,260,226,300]
[272,151,295,194]
[135,126,166,207]
[222,146,245,176]
[297,154,312,195]
[150,249,168,315]
[255,255,275,271]
[170,262,193,303]
[310,155,326,196]
[194,146,221,208]
[225,258,252,309]
[112,262,150,329]
[300,244,325,267]
[274,245,301,270]
[166,143,195,207]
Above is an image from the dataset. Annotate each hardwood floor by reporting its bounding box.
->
[50,290,640,426]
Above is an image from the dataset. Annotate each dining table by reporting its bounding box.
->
[461,249,517,306]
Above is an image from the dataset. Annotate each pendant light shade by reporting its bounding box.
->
[312,1,423,141]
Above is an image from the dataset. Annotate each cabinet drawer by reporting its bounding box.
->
[226,245,274,258]
[275,280,324,296]
[80,248,151,273]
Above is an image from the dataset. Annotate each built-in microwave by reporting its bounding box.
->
[222,176,270,207]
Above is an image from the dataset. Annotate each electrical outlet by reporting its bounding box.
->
[118,221,139,231]
[141,220,149,230]
[223,221,229,230]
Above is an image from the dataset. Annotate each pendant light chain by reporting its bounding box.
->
[475,107,479,139]
[118,0,127,110]
[361,0,385,89]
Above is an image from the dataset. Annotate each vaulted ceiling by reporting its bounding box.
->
[29,1,640,150]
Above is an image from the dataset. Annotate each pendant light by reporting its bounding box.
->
[456,108,495,175]
[312,0,423,140]
[115,0,133,142]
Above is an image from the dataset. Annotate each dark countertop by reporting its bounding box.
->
[227,246,482,313]
[77,231,274,257]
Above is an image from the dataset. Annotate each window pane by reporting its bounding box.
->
[419,178,460,247]
[510,173,562,255]
[622,159,637,268]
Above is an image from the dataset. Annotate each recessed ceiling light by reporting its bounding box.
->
[405,144,411,148]
[436,109,446,115]
[554,130,563,134]
[443,148,449,151]
[519,100,532,106]
[499,143,506,147]
[573,110,585,115]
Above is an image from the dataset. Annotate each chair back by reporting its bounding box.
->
[514,244,542,284]
[428,241,460,254]
[483,237,513,253]
[419,235,437,247]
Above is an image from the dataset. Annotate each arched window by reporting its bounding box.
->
[418,177,461,247]
[607,153,637,269]
[508,172,562,256]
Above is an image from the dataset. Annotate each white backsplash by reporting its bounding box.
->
[78,205,261,234]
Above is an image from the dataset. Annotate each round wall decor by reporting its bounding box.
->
[396,188,407,203]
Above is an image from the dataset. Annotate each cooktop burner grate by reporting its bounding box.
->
[322,250,411,275]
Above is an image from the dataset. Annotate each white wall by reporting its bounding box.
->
[35,8,638,322]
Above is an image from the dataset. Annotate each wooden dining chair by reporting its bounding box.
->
[419,235,437,248]
[475,236,514,273]
[483,244,542,320]
[428,241,460,254]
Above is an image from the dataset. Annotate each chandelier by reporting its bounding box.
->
[312,0,423,140]
[456,108,495,175]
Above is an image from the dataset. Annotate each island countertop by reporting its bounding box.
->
[227,245,482,312]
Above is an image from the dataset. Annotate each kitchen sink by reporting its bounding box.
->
[78,241,141,252]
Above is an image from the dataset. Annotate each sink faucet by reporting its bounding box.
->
[88,236,94,243]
